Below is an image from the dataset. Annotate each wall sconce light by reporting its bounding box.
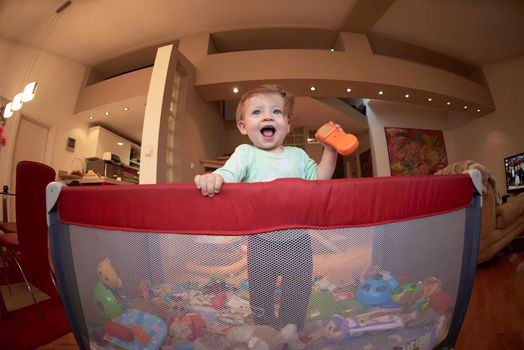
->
[12,93,24,111]
[2,103,14,120]
[1,1,72,122]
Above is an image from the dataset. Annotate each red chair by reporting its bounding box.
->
[0,161,56,319]
[0,222,16,233]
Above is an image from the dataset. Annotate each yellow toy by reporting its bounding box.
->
[98,258,123,289]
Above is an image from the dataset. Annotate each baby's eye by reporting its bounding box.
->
[273,109,283,115]
[251,109,261,116]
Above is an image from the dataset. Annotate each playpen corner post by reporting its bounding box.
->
[436,176,482,350]
[47,187,91,350]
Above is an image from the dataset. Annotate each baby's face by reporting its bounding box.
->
[237,93,290,153]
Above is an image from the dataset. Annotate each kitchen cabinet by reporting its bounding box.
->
[86,126,140,166]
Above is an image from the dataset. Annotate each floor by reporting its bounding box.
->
[6,246,524,350]
[0,282,51,311]
[454,246,524,350]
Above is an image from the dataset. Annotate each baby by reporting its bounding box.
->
[195,84,343,330]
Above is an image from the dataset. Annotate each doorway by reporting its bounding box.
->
[8,115,51,220]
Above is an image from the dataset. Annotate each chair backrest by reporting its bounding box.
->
[15,160,56,293]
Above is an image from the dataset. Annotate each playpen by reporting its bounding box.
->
[47,172,481,350]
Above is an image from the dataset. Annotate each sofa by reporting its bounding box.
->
[477,181,524,263]
[435,161,524,263]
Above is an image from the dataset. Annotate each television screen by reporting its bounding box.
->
[504,152,524,194]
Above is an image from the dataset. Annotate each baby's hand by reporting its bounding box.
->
[316,121,358,156]
[194,173,224,197]
[318,122,343,150]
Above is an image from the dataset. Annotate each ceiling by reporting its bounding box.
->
[1,0,523,143]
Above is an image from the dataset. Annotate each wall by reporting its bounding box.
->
[447,55,524,195]
[177,84,227,181]
[188,32,494,114]
[366,100,452,177]
[0,39,88,188]
[76,67,152,113]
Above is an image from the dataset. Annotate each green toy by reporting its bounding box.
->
[391,282,424,305]
[94,281,124,319]
[308,291,368,320]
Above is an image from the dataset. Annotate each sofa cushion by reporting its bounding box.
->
[496,193,524,229]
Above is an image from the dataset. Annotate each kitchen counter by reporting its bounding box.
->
[200,157,228,172]
[60,176,135,186]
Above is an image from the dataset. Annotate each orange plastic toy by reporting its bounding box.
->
[315,122,359,156]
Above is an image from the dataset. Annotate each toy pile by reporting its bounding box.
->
[88,258,455,350]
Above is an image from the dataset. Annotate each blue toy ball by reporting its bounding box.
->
[357,277,393,305]
[240,280,249,292]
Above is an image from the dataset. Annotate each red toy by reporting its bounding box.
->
[104,320,134,342]
[212,290,227,310]
[315,121,359,156]
[130,324,151,344]
[429,291,453,314]
[187,314,207,341]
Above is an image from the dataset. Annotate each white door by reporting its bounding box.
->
[8,115,50,220]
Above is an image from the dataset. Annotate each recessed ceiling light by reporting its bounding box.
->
[378,91,384,95]
[310,86,316,91]
[330,48,335,52]
[346,88,352,93]
[123,107,129,111]
[464,106,468,109]
[446,101,451,105]
[105,111,111,116]
[427,98,432,102]
[232,87,239,94]
[89,116,94,120]
[477,109,481,112]
[117,142,124,146]
[404,94,410,98]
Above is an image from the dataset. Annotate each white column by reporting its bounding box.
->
[139,45,177,184]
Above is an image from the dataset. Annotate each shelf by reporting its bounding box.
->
[284,127,305,149]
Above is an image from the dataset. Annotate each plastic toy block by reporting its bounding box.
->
[315,122,359,155]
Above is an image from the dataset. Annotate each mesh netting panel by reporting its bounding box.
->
[68,209,465,350]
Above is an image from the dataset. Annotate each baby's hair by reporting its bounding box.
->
[235,84,294,122]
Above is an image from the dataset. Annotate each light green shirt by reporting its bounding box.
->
[214,144,317,183]
[214,144,317,241]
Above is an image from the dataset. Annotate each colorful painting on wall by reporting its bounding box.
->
[384,127,448,176]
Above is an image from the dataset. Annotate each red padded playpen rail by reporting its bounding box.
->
[57,175,472,235]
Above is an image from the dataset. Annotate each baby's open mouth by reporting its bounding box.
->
[260,126,275,137]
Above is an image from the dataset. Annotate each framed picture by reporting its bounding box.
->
[66,137,76,152]
[384,127,448,176]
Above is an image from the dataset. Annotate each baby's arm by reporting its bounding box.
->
[194,173,224,197]
[194,145,249,196]
[316,144,338,180]
[316,123,343,180]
